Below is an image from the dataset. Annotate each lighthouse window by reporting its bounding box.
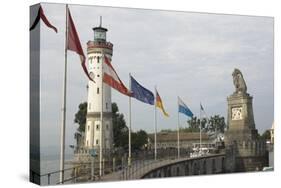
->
[88,125,90,131]
[96,124,99,130]
[106,124,109,130]
[97,75,100,77]
[97,87,100,94]
[97,56,100,63]
[96,139,99,145]
[106,102,108,109]
[89,57,93,64]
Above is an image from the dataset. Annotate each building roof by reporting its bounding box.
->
[148,132,209,142]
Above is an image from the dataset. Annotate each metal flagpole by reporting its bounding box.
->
[128,73,132,167]
[199,103,202,153]
[154,86,157,160]
[59,4,68,184]
[177,97,180,159]
[100,55,104,176]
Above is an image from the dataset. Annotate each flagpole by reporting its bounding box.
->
[128,73,132,167]
[100,55,104,176]
[199,103,202,153]
[177,97,180,159]
[154,86,157,160]
[59,4,68,184]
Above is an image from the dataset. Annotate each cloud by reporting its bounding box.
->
[37,3,274,152]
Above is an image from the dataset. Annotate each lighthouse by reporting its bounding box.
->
[85,20,114,158]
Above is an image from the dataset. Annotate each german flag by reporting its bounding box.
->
[156,90,169,117]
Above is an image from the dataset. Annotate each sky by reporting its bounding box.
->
[34,3,274,156]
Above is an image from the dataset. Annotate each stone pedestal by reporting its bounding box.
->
[224,93,268,172]
[224,93,258,144]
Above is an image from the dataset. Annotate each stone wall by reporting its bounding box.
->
[142,155,226,178]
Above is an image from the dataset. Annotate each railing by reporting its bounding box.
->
[121,158,175,180]
[118,153,225,180]
[31,164,90,185]
[30,149,195,185]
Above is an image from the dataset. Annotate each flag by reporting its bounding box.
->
[156,90,169,117]
[178,97,193,117]
[103,56,131,96]
[30,5,58,33]
[130,75,154,105]
[200,103,204,111]
[67,8,93,82]
[200,103,208,118]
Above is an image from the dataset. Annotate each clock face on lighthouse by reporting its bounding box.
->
[231,107,243,120]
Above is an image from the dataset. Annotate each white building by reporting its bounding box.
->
[84,23,114,156]
[147,132,210,149]
[270,121,274,144]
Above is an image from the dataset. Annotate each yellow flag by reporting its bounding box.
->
[156,90,169,117]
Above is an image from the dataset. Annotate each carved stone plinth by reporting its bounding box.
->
[224,93,258,144]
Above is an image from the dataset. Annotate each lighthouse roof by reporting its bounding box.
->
[93,26,108,32]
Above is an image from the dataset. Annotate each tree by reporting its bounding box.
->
[112,103,129,148]
[186,116,207,132]
[207,115,226,133]
[185,115,226,134]
[74,102,87,132]
[260,130,271,140]
[131,130,148,150]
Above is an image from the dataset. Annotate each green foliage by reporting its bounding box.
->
[131,130,148,150]
[260,130,271,140]
[186,117,207,132]
[185,115,226,133]
[74,102,87,132]
[207,115,226,133]
[112,103,129,148]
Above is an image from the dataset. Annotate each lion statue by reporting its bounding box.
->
[232,68,247,94]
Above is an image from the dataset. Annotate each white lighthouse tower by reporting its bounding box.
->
[85,20,113,158]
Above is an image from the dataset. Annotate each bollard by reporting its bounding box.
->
[125,167,127,180]
[113,157,116,172]
[91,158,95,180]
[47,174,51,185]
[121,157,124,170]
[102,158,105,176]
[74,167,77,183]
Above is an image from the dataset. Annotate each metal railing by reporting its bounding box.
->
[31,164,90,185]
[30,149,193,185]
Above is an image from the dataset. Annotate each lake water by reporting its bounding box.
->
[40,153,74,185]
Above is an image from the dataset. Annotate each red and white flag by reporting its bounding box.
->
[103,56,131,96]
[30,5,58,32]
[67,8,93,82]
